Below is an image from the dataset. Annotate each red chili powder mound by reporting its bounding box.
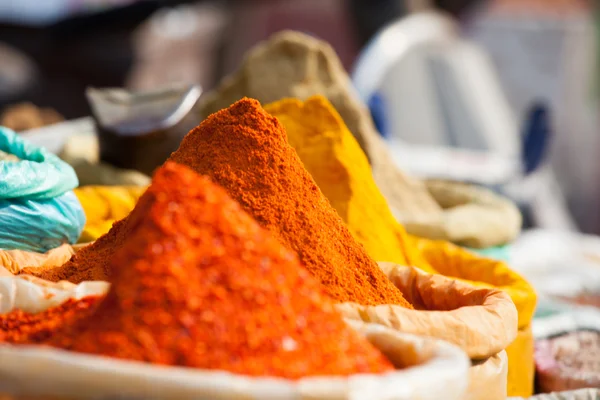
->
[28,98,410,309]
[49,162,394,377]
[0,296,102,344]
[168,98,410,307]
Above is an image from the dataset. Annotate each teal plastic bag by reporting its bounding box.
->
[470,245,511,263]
[0,191,85,252]
[0,126,78,200]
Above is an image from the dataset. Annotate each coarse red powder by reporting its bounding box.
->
[169,98,410,307]
[28,98,410,309]
[49,162,394,377]
[0,296,102,344]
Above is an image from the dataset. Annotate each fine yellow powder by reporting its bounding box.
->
[265,96,425,266]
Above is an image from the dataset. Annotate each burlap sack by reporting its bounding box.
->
[199,30,443,224]
[69,158,151,188]
[337,263,518,359]
[0,245,74,275]
[336,264,516,400]
[71,243,92,252]
[402,179,522,248]
[0,275,471,400]
[413,238,537,329]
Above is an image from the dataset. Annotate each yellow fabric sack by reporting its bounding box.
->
[0,244,74,274]
[506,325,534,397]
[74,186,146,243]
[413,238,536,329]
[413,237,537,397]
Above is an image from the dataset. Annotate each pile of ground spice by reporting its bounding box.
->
[0,296,101,344]
[198,31,442,224]
[536,330,600,392]
[30,98,411,309]
[168,98,410,307]
[550,331,600,373]
[50,162,394,377]
[264,96,426,267]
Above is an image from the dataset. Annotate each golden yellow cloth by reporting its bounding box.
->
[74,186,146,242]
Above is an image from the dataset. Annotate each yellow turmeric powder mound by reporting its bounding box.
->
[265,96,425,266]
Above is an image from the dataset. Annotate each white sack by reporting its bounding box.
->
[0,299,470,400]
[0,276,109,314]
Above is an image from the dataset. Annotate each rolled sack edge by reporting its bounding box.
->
[336,263,518,359]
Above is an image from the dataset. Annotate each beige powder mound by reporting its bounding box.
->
[198,30,442,223]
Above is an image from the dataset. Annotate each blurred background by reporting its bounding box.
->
[0,0,597,234]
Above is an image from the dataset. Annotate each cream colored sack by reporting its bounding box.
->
[0,276,469,400]
[0,319,470,400]
[0,245,74,275]
[402,180,522,248]
[74,185,147,242]
[469,351,508,400]
[337,263,518,359]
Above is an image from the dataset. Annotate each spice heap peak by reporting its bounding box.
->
[169,98,411,308]
[50,162,393,377]
[264,96,427,269]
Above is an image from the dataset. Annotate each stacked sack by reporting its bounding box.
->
[0,127,85,273]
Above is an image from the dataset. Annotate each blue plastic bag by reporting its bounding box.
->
[0,126,78,200]
[0,191,86,252]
